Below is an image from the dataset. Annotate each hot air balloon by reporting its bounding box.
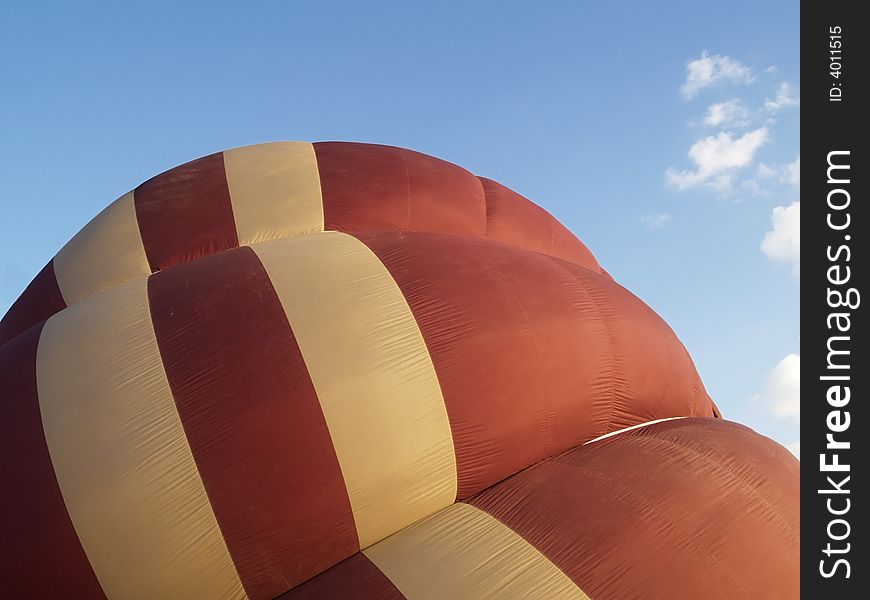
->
[0,142,798,599]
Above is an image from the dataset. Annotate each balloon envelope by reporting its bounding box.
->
[0,142,796,599]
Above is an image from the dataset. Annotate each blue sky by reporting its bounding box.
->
[0,1,799,452]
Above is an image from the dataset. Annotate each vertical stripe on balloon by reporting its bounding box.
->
[358,231,715,499]
[35,277,246,600]
[356,231,614,498]
[148,246,358,599]
[314,142,486,236]
[1,322,106,599]
[53,191,150,306]
[278,553,406,600]
[223,142,324,246]
[0,260,66,347]
[253,232,458,549]
[134,152,239,272]
[363,503,590,600]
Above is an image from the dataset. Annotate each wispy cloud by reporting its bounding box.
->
[761,200,800,277]
[703,99,750,128]
[744,157,800,195]
[665,127,769,191]
[640,213,672,229]
[681,51,754,99]
[670,53,799,194]
[764,82,800,113]
[786,442,800,459]
[783,157,800,186]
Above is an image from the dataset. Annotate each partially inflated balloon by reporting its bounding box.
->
[1,142,796,599]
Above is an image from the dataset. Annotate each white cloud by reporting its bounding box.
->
[764,82,800,112]
[783,157,800,186]
[640,214,671,229]
[756,163,778,179]
[751,354,800,459]
[764,353,801,419]
[744,157,800,195]
[681,51,754,98]
[761,200,800,276]
[703,99,750,127]
[666,127,769,190]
